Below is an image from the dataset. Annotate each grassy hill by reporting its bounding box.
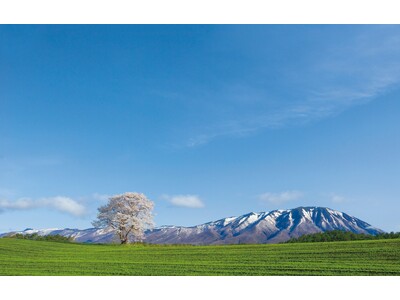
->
[1,238,400,275]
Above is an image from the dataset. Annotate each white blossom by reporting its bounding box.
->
[92,192,154,244]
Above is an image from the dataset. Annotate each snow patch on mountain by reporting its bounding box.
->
[0,206,384,245]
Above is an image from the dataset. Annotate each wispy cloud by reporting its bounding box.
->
[91,193,111,202]
[330,194,346,203]
[162,194,205,208]
[184,27,400,147]
[259,191,303,205]
[0,196,86,217]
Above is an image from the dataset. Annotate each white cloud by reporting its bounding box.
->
[331,194,346,203]
[92,193,111,202]
[42,196,86,216]
[259,191,303,205]
[0,196,86,217]
[0,198,33,210]
[163,194,205,208]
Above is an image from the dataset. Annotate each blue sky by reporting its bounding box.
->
[1,25,400,232]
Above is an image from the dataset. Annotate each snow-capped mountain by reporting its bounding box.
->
[145,206,383,244]
[0,227,116,243]
[0,207,383,245]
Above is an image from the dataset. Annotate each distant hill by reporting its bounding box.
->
[0,207,383,244]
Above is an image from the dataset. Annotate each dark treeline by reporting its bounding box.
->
[286,230,400,243]
[8,233,73,243]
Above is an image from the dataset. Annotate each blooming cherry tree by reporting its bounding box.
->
[92,192,154,244]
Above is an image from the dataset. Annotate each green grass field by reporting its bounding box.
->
[1,238,399,275]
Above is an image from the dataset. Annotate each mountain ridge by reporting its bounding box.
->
[0,206,383,244]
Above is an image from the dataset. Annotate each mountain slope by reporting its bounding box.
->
[0,207,383,244]
[0,227,116,243]
[145,207,383,244]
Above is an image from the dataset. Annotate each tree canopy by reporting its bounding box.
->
[286,230,400,243]
[92,192,154,244]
